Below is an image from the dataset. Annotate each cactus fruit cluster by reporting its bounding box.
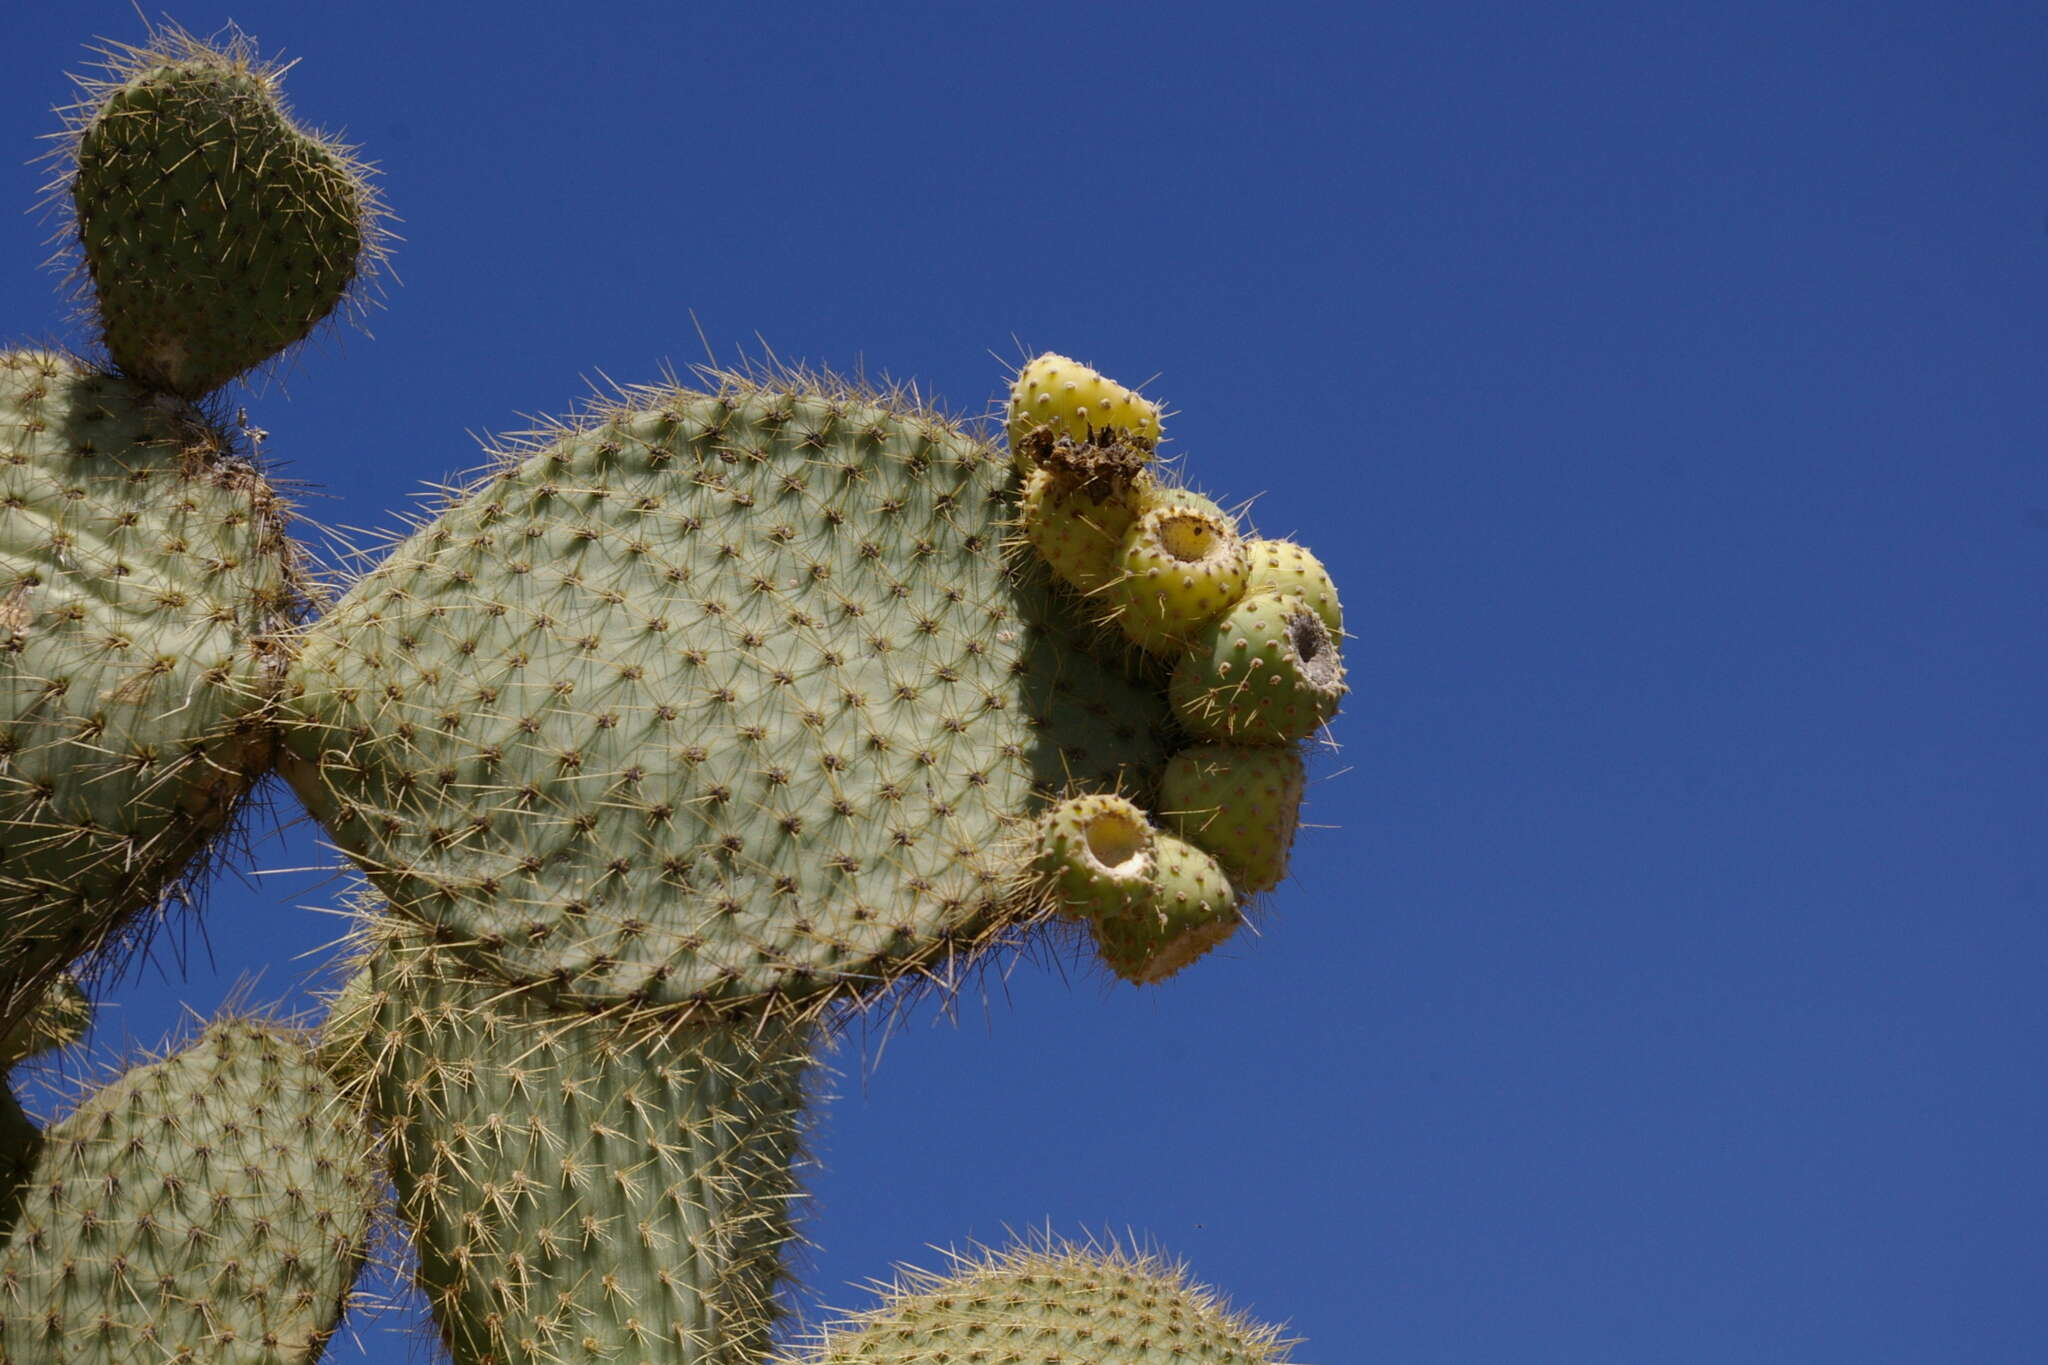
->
[0,23,1344,1364]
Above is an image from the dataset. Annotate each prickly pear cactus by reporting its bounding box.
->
[281,380,1179,1013]
[0,1018,377,1364]
[0,24,1329,1365]
[0,350,300,1039]
[794,1240,1295,1365]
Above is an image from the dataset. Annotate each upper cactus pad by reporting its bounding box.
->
[55,27,386,397]
[284,376,1177,1013]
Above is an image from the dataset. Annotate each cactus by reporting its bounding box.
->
[0,24,1341,1365]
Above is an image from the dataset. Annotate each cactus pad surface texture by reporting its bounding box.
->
[283,378,1180,1014]
[0,1018,376,1365]
[0,350,298,1039]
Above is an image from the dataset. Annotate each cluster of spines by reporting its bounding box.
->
[1012,353,1343,982]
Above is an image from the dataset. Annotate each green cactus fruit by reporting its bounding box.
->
[358,914,813,1365]
[1007,353,1162,452]
[282,374,1175,1013]
[0,975,92,1071]
[1089,832,1240,984]
[1106,503,1250,655]
[56,27,387,398]
[796,1239,1295,1365]
[0,1016,376,1364]
[1158,745,1307,895]
[1020,465,1149,596]
[1035,792,1156,919]
[1242,538,1341,638]
[1169,591,1345,746]
[0,351,300,1040]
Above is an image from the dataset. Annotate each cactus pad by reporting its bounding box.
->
[283,375,1176,1013]
[357,914,814,1365]
[796,1239,1294,1365]
[0,1017,376,1364]
[0,351,298,1039]
[56,28,385,398]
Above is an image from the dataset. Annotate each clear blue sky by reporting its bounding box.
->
[4,3,2043,1361]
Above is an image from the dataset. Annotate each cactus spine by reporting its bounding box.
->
[0,27,1337,1365]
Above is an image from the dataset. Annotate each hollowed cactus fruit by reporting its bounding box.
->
[1159,745,1307,894]
[0,1017,377,1365]
[796,1239,1294,1365]
[0,352,299,1039]
[1170,591,1346,746]
[1036,792,1156,918]
[1007,353,1162,451]
[283,375,1176,1013]
[350,915,813,1365]
[56,28,386,398]
[1107,503,1250,654]
[1089,833,1241,985]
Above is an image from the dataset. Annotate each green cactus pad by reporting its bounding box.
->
[0,1017,376,1364]
[0,351,299,1040]
[1242,538,1341,638]
[1159,745,1307,895]
[282,375,1175,1013]
[1089,833,1241,985]
[1034,793,1157,919]
[358,914,813,1365]
[1169,591,1346,746]
[57,28,386,397]
[1106,503,1250,654]
[795,1239,1295,1365]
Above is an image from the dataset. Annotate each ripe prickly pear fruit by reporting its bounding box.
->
[0,351,300,1041]
[0,1017,376,1365]
[1035,792,1157,918]
[353,914,813,1365]
[1159,744,1307,894]
[1007,352,1162,452]
[58,28,386,397]
[1169,591,1346,746]
[1242,538,1342,638]
[796,1239,1296,1365]
[0,974,92,1071]
[1106,502,1250,654]
[282,375,1174,1013]
[1089,833,1240,985]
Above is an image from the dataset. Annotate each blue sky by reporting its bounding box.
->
[3,2,2044,1361]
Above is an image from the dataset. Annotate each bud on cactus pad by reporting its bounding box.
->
[355,913,813,1365]
[282,373,1175,1013]
[1107,503,1250,655]
[1007,353,1162,451]
[795,1238,1295,1365]
[1088,832,1241,984]
[1170,591,1346,746]
[0,1017,376,1365]
[1158,745,1307,895]
[1242,538,1342,638]
[55,26,387,397]
[1035,792,1157,919]
[0,351,300,1040]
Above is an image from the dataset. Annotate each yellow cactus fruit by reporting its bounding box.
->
[1107,503,1251,654]
[1022,466,1152,596]
[1007,352,1163,452]
[1243,538,1342,638]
